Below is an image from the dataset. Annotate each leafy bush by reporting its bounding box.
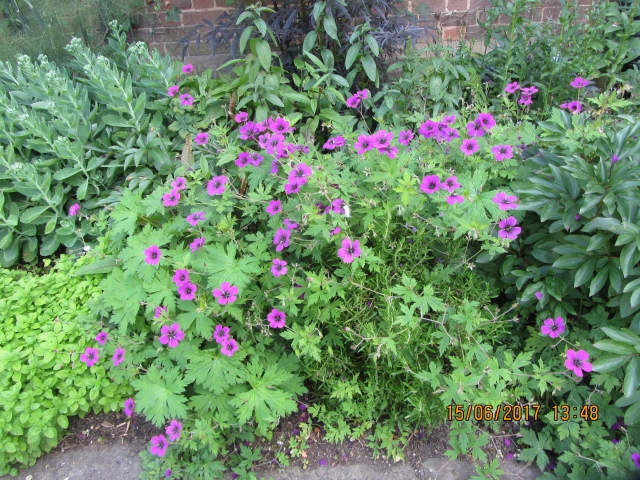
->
[0,253,131,476]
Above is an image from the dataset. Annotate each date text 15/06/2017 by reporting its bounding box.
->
[446,404,600,422]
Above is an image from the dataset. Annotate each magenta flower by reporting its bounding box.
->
[194,132,209,145]
[288,163,312,185]
[182,63,194,74]
[446,194,464,204]
[283,182,301,195]
[266,199,282,216]
[124,398,135,417]
[179,94,194,106]
[80,347,99,367]
[477,113,496,130]
[379,144,399,159]
[189,237,205,252]
[331,198,346,215]
[535,292,543,300]
[273,228,291,252]
[570,77,589,88]
[467,120,485,137]
[113,348,125,367]
[337,238,362,264]
[162,189,180,207]
[346,95,361,108]
[420,175,441,194]
[214,324,230,344]
[167,85,180,97]
[144,246,162,265]
[492,144,514,161]
[541,317,566,338]
[398,130,414,146]
[356,89,369,99]
[443,176,461,193]
[354,134,374,154]
[212,282,239,305]
[319,459,328,466]
[154,306,168,318]
[269,117,293,134]
[267,308,287,328]
[186,211,205,227]
[95,331,108,344]
[612,438,620,445]
[505,82,520,93]
[166,420,182,442]
[221,337,239,357]
[235,152,251,168]
[172,269,190,286]
[69,203,81,216]
[507,452,514,459]
[235,112,248,123]
[330,226,341,236]
[372,130,394,150]
[519,95,533,106]
[505,438,511,446]
[150,435,168,457]
[498,216,521,240]
[565,349,593,377]
[492,192,518,210]
[419,120,439,139]
[165,468,172,478]
[206,176,228,195]
[178,282,197,301]
[632,452,640,468]
[460,138,479,156]
[271,258,288,277]
[159,323,185,348]
[323,136,346,150]
[521,86,539,96]
[612,155,620,163]
[442,115,456,124]
[283,218,298,230]
[261,133,286,155]
[172,177,187,190]
[560,101,582,114]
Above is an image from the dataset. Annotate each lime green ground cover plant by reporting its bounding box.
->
[0,253,131,476]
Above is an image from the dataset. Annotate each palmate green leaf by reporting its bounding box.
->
[230,354,301,428]
[97,267,146,333]
[132,367,188,427]
[414,285,446,314]
[201,242,261,290]
[184,348,245,395]
[110,188,144,237]
[177,301,215,338]
[118,224,173,283]
[145,269,177,316]
[517,429,551,471]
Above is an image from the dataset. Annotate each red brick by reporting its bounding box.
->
[446,0,468,11]
[416,0,446,13]
[135,12,160,28]
[541,6,561,21]
[158,14,183,27]
[166,0,193,8]
[147,42,166,55]
[465,25,484,38]
[192,0,216,8]
[182,9,228,26]
[443,25,464,40]
[441,15,463,26]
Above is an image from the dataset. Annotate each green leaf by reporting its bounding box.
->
[57,415,69,429]
[110,188,144,237]
[72,258,118,276]
[200,243,261,290]
[184,349,245,395]
[239,26,254,54]
[131,367,188,427]
[20,206,50,224]
[361,54,377,82]
[624,357,638,397]
[589,265,609,297]
[552,254,586,269]
[77,178,89,201]
[53,167,81,181]
[323,15,338,41]
[616,390,640,407]
[602,326,640,345]
[346,43,360,69]
[574,257,596,288]
[591,354,630,373]
[594,339,637,354]
[102,114,132,128]
[621,242,638,278]
[256,40,272,72]
[624,399,640,425]
[97,267,146,333]
[364,34,379,56]
[303,31,317,53]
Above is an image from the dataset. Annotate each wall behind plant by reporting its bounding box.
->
[130,0,597,74]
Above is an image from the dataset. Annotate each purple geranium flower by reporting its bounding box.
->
[69,203,81,216]
[235,112,248,123]
[194,132,209,145]
[212,282,239,305]
[150,435,168,457]
[372,130,393,150]
[498,216,521,240]
[443,176,461,193]
[159,323,185,349]
[420,175,441,194]
[267,308,287,328]
[178,282,197,301]
[398,130,414,146]
[419,120,439,139]
[172,177,187,190]
[319,459,327,466]
[214,325,230,344]
[172,269,190,286]
[505,82,520,93]
[124,398,135,417]
[355,89,369,99]
[95,331,108,344]
[612,155,620,164]
[535,292,543,300]
[288,163,312,185]
[492,145,514,161]
[179,94,194,107]
[154,306,168,318]
[284,218,298,230]
[492,192,518,210]
[460,138,479,155]
[144,246,162,265]
[519,95,533,106]
[167,85,180,97]
[283,182,301,195]
[323,136,346,150]
[162,189,180,207]
[166,420,182,442]
[446,195,464,204]
[541,317,566,338]
[570,77,589,88]
[467,119,485,137]
[266,199,282,216]
[477,112,496,130]
[269,117,293,134]
[182,64,194,74]
[165,468,172,478]
[633,452,640,468]
[271,258,288,277]
[337,238,362,264]
[273,228,291,252]
[189,237,205,252]
[113,348,125,367]
[206,176,228,195]
[565,349,592,377]
[220,338,239,357]
[186,211,205,226]
[80,347,99,367]
[354,135,374,154]
[346,95,361,108]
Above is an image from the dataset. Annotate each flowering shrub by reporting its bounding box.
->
[0,254,131,476]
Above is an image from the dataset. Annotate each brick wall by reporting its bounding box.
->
[130,0,597,73]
